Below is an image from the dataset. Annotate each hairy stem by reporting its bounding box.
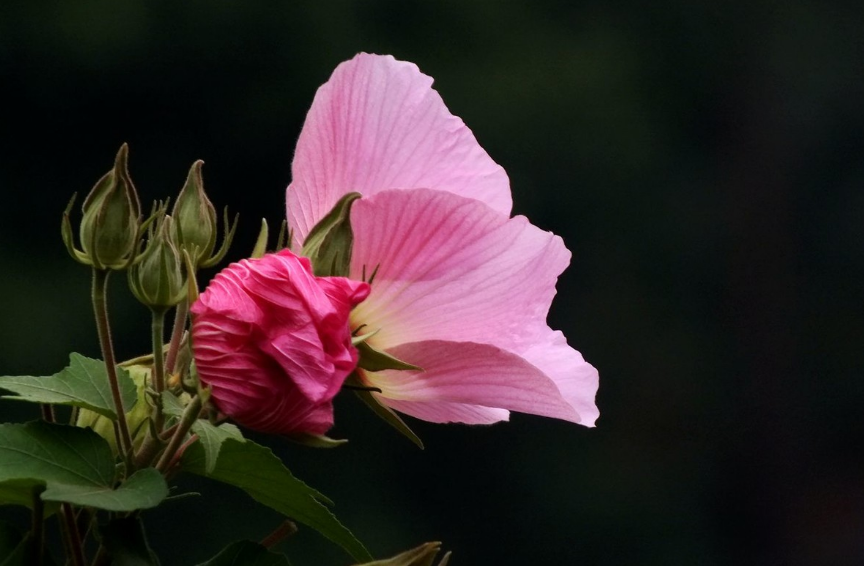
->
[91,269,133,458]
[164,297,188,376]
[151,307,168,430]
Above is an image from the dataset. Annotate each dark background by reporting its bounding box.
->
[2,1,863,564]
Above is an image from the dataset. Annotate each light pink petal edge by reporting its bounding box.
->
[287,53,511,244]
[364,340,596,426]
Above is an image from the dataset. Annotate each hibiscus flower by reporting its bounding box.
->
[287,53,599,427]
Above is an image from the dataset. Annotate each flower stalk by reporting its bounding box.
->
[155,394,202,473]
[91,268,134,459]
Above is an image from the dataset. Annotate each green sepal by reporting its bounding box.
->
[251,219,270,259]
[353,542,450,566]
[199,207,238,269]
[356,342,422,372]
[354,387,424,449]
[301,192,361,277]
[172,160,217,267]
[287,433,348,449]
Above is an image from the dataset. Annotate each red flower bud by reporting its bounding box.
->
[190,249,369,434]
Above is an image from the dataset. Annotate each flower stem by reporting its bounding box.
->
[260,520,298,549]
[40,404,55,423]
[164,297,188,376]
[91,268,134,459]
[151,307,168,430]
[31,491,45,566]
[155,394,202,473]
[61,503,86,566]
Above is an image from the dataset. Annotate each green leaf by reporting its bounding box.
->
[196,541,291,566]
[99,516,161,566]
[0,353,136,420]
[355,342,422,372]
[160,390,187,418]
[301,192,361,277]
[190,420,243,475]
[43,468,167,511]
[0,421,168,512]
[183,438,371,562]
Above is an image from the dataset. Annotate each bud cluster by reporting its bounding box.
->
[62,144,237,309]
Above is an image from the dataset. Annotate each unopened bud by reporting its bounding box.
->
[129,215,185,309]
[78,144,142,270]
[172,160,217,266]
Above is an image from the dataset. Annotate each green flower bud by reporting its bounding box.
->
[78,144,142,270]
[129,215,186,309]
[172,160,217,266]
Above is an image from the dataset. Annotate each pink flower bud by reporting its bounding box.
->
[190,249,370,434]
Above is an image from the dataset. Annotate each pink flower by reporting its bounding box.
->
[190,249,370,434]
[287,53,599,427]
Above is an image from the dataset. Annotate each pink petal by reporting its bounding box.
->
[349,189,570,352]
[287,53,511,245]
[364,340,588,424]
[519,329,600,427]
[381,398,510,425]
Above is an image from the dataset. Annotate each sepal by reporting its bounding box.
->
[300,192,361,276]
[353,542,451,566]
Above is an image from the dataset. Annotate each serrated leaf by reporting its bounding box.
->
[190,420,243,474]
[183,438,371,562]
[99,516,161,566]
[196,540,291,566]
[0,421,168,512]
[0,353,136,420]
[43,468,167,511]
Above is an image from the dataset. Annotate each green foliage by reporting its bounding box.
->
[196,541,291,566]
[183,437,372,562]
[99,516,161,566]
[0,353,136,420]
[190,420,243,475]
[0,421,167,512]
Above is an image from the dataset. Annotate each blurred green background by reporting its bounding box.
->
[1,1,863,564]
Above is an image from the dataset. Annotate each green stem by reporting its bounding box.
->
[164,297,188,376]
[91,269,134,459]
[155,395,202,473]
[40,404,55,423]
[31,491,45,566]
[61,503,86,566]
[151,307,168,429]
